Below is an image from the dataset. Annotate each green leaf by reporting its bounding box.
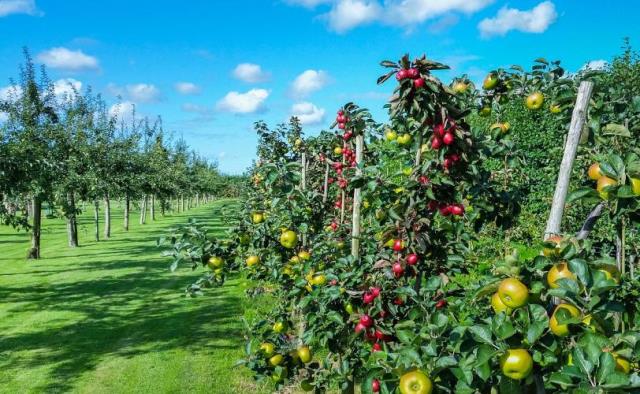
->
[603,123,631,137]
[469,325,494,345]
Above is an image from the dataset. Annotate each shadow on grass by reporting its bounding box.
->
[0,272,246,392]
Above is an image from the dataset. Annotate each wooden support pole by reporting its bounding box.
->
[544,81,594,239]
[322,162,329,204]
[351,135,364,258]
[300,152,308,248]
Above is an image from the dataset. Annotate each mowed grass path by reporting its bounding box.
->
[0,200,266,394]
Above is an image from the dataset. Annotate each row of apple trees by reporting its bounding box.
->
[161,53,640,393]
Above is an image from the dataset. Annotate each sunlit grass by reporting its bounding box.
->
[0,199,267,393]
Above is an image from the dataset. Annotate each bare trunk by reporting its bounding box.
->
[150,195,156,221]
[181,195,185,212]
[66,192,79,247]
[139,195,147,225]
[124,194,130,231]
[93,200,100,242]
[104,193,111,239]
[160,198,165,216]
[27,197,42,259]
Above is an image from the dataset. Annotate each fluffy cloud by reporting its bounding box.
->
[290,70,330,98]
[325,0,381,32]
[232,63,270,83]
[126,83,161,103]
[108,83,161,103]
[385,0,493,26]
[216,89,269,114]
[478,1,557,38]
[53,78,82,99]
[286,0,494,32]
[290,102,326,125]
[583,60,607,71]
[109,101,137,124]
[0,0,40,17]
[174,82,201,95]
[0,84,23,101]
[37,47,99,71]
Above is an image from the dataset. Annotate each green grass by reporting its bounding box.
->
[0,200,267,394]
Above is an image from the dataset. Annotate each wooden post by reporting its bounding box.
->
[351,135,364,258]
[300,151,307,248]
[322,162,329,204]
[544,81,594,239]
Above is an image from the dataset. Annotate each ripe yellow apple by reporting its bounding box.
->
[547,262,576,289]
[549,303,580,336]
[498,278,529,309]
[525,92,544,110]
[596,176,617,200]
[500,349,533,380]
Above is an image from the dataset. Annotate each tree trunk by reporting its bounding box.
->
[27,197,42,259]
[150,195,156,221]
[124,194,130,231]
[160,199,165,216]
[66,192,79,247]
[181,195,185,212]
[93,200,100,242]
[104,193,111,239]
[544,81,594,239]
[140,195,147,225]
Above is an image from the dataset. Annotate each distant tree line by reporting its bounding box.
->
[0,49,244,259]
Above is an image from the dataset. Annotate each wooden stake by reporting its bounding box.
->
[322,162,329,203]
[351,135,364,258]
[544,81,594,239]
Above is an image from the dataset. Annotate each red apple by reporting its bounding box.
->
[337,109,344,116]
[363,292,375,304]
[407,68,419,78]
[431,136,442,150]
[396,69,408,80]
[359,314,373,328]
[443,132,454,145]
[370,287,381,297]
[434,124,445,137]
[394,297,404,305]
[413,78,425,89]
[372,343,382,352]
[392,262,404,277]
[443,158,453,170]
[439,204,451,216]
[337,115,346,123]
[374,329,386,340]
[406,253,419,266]
[338,123,345,130]
[355,322,367,334]
[419,176,430,185]
[392,239,404,252]
[436,299,447,309]
[372,379,380,393]
[450,204,464,216]
[378,310,388,319]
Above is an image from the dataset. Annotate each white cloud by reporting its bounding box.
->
[385,0,493,26]
[290,102,326,125]
[324,0,381,33]
[0,84,23,101]
[583,60,607,71]
[286,0,494,32]
[53,78,82,99]
[126,83,161,103]
[109,101,137,124]
[232,63,271,83]
[108,83,161,103]
[290,70,330,98]
[478,1,557,38]
[36,47,99,71]
[0,0,40,17]
[216,89,269,114]
[174,82,201,95]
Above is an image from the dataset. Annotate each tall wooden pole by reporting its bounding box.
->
[544,81,594,239]
[351,135,364,258]
[301,151,307,248]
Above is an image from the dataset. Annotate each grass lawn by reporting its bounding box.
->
[0,199,267,394]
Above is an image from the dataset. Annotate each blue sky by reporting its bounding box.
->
[0,0,638,174]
